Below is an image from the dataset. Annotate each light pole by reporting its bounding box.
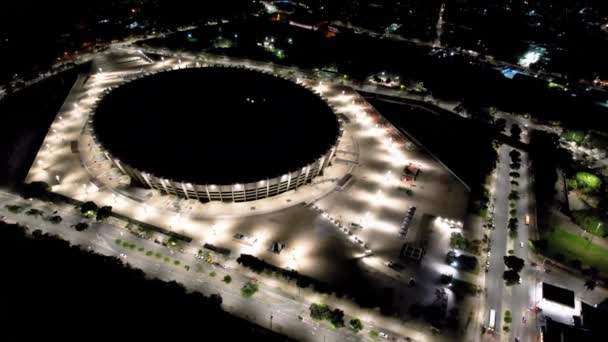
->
[588,222,602,246]
[270,313,273,330]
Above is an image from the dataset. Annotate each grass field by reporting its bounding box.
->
[571,210,608,237]
[544,227,608,274]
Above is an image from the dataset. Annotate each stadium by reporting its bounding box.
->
[88,66,341,202]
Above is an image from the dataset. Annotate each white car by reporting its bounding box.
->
[378,332,389,339]
[520,242,524,248]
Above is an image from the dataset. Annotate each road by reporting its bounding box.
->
[507,142,535,342]
[484,142,510,338]
[481,115,538,342]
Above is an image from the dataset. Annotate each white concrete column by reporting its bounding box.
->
[180,182,190,199]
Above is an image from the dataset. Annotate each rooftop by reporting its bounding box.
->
[543,282,575,308]
[92,67,339,185]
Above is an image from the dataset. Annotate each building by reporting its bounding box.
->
[89,65,341,202]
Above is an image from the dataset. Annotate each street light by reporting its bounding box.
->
[588,222,602,246]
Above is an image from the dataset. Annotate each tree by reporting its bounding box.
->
[96,206,112,222]
[570,259,582,269]
[533,239,548,251]
[74,222,89,232]
[504,255,525,272]
[504,310,512,323]
[310,303,330,320]
[208,293,223,308]
[349,318,363,333]
[22,181,51,201]
[240,281,258,298]
[509,149,522,163]
[573,172,602,193]
[48,215,62,224]
[508,190,520,201]
[510,124,522,141]
[508,217,519,230]
[494,118,507,132]
[80,201,98,218]
[329,308,345,328]
[223,275,232,284]
[408,303,424,318]
[26,208,44,216]
[584,279,597,291]
[503,269,520,285]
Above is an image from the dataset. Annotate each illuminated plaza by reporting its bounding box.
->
[25,48,468,303]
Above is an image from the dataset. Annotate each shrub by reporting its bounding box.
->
[241,281,259,298]
[47,215,62,224]
[310,303,331,320]
[74,222,89,231]
[5,204,24,213]
[26,208,44,216]
[349,318,363,333]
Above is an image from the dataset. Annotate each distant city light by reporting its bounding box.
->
[518,48,545,68]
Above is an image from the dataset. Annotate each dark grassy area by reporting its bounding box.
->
[366,96,497,192]
[0,66,85,189]
[571,210,608,238]
[450,278,479,300]
[542,227,608,275]
[1,222,290,340]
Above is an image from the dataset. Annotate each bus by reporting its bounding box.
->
[488,309,496,333]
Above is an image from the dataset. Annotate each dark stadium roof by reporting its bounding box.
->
[92,67,339,185]
[543,282,575,308]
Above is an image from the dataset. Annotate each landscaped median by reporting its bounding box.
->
[114,238,191,271]
[309,303,345,329]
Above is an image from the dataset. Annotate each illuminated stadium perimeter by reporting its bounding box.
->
[98,147,337,202]
[86,66,341,203]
